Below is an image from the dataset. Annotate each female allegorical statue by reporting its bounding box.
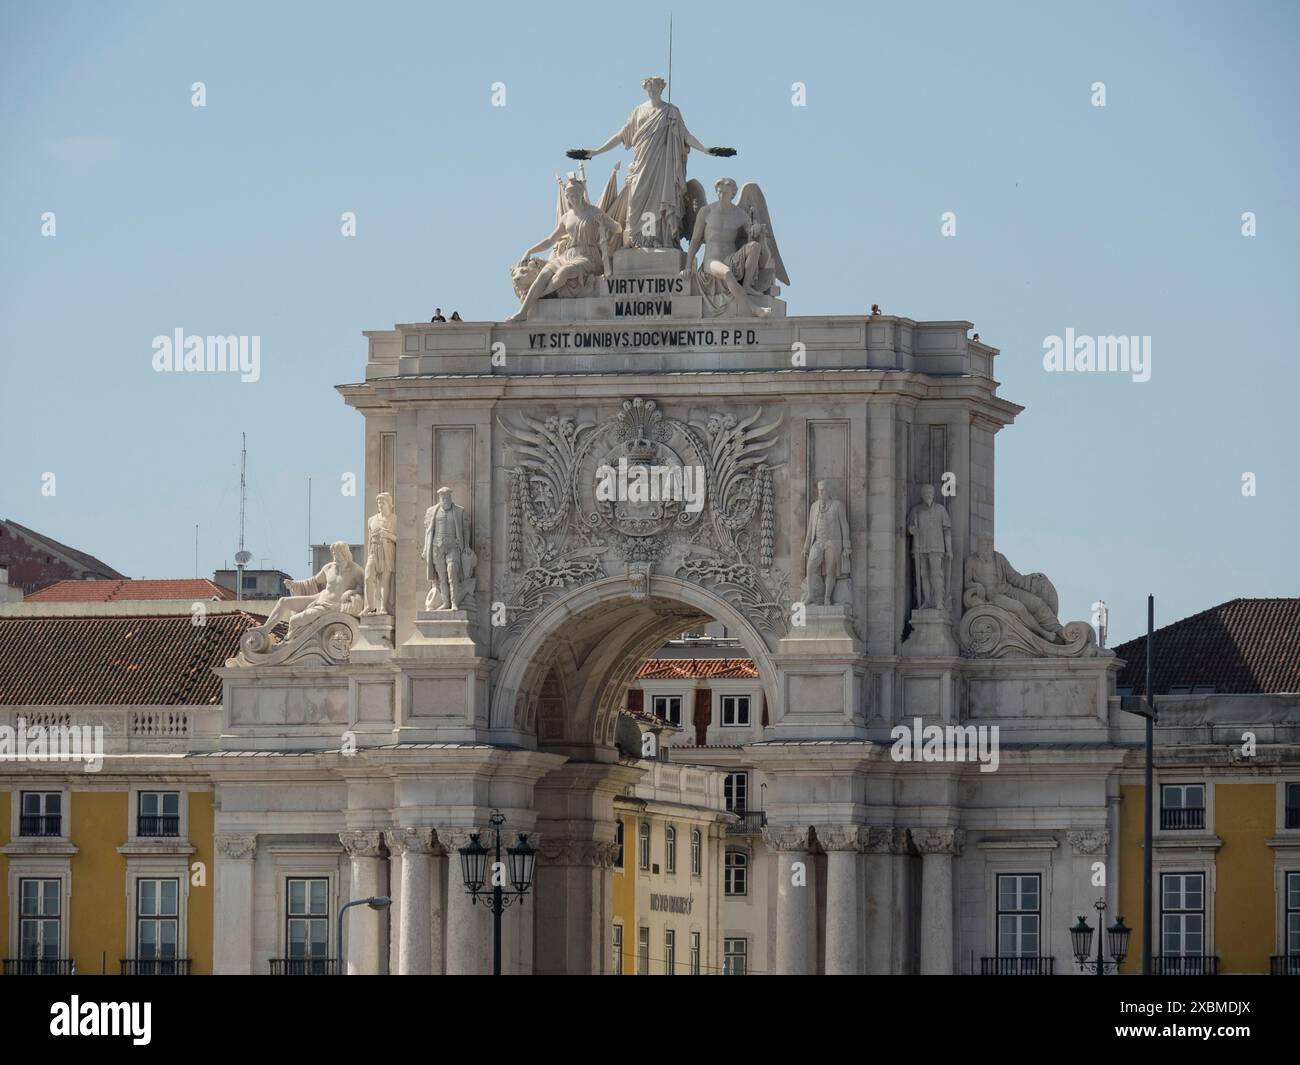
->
[507,174,620,322]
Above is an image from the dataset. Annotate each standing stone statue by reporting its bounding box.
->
[422,486,470,611]
[259,542,365,638]
[802,480,851,605]
[568,75,734,248]
[362,492,396,616]
[907,484,953,611]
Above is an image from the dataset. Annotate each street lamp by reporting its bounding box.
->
[337,895,391,975]
[458,810,537,975]
[1070,896,1131,975]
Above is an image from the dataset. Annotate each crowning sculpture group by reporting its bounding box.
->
[229,77,1106,668]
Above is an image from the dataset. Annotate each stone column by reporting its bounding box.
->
[386,827,439,975]
[915,827,963,975]
[339,830,388,975]
[863,827,910,974]
[213,833,256,975]
[764,826,813,975]
[442,827,493,975]
[820,826,865,975]
[535,838,620,975]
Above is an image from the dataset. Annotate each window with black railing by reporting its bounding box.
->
[4,958,74,976]
[1160,784,1206,830]
[19,792,62,837]
[1152,955,1219,975]
[980,956,1055,975]
[1286,784,1300,829]
[1271,955,1300,976]
[1160,871,1213,973]
[137,791,181,837]
[121,958,191,975]
[269,957,338,975]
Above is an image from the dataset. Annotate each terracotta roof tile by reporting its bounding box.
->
[1113,598,1300,695]
[637,658,758,680]
[25,579,236,603]
[0,612,263,705]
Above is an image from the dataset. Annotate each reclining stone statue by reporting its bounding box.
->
[259,541,365,639]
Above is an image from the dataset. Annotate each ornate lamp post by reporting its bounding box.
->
[458,811,537,975]
[1070,896,1131,975]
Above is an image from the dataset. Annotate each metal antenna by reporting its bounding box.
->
[307,477,312,575]
[667,13,673,101]
[235,432,249,602]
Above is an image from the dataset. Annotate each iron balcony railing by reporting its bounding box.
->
[136,814,181,838]
[725,810,767,835]
[1152,954,1219,975]
[980,956,1055,975]
[1270,955,1300,975]
[120,958,191,975]
[18,814,61,837]
[1160,807,1206,830]
[3,958,74,976]
[269,957,338,975]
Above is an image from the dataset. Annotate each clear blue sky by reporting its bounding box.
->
[2,0,1296,643]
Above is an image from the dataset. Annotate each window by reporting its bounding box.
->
[721,695,751,727]
[724,773,748,813]
[1161,873,1205,957]
[614,819,625,869]
[690,931,701,975]
[1288,872,1300,957]
[691,829,702,876]
[664,928,676,974]
[725,850,748,896]
[286,878,330,962]
[19,879,61,963]
[136,879,180,966]
[665,825,677,874]
[1287,783,1300,830]
[242,575,258,590]
[652,695,683,727]
[19,792,61,836]
[612,924,624,974]
[138,791,181,837]
[723,937,747,975]
[637,927,650,975]
[996,874,1041,959]
[1161,784,1206,830]
[638,822,651,871]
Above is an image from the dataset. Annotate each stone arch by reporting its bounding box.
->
[489,575,780,758]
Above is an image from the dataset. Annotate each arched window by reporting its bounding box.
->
[665,825,677,874]
[691,829,702,876]
[725,850,748,896]
[638,822,651,871]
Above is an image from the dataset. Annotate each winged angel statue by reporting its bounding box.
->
[682,177,789,317]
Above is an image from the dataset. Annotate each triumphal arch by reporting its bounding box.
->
[214,80,1124,975]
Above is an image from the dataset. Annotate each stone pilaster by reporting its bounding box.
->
[862,827,911,974]
[385,827,441,975]
[914,827,963,975]
[818,825,866,975]
[339,830,388,975]
[764,826,814,975]
[213,833,257,975]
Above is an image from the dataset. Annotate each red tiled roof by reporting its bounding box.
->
[25,579,235,603]
[1114,598,1300,696]
[637,658,758,680]
[0,612,264,705]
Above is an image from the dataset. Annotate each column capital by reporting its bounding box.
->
[816,825,867,852]
[386,827,441,856]
[1066,828,1109,856]
[862,827,911,855]
[214,833,257,860]
[339,829,386,859]
[761,826,810,853]
[913,827,964,857]
[439,826,482,854]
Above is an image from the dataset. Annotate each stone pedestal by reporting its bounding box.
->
[612,247,685,276]
[902,608,959,657]
[351,613,395,663]
[401,610,481,658]
[779,604,863,655]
